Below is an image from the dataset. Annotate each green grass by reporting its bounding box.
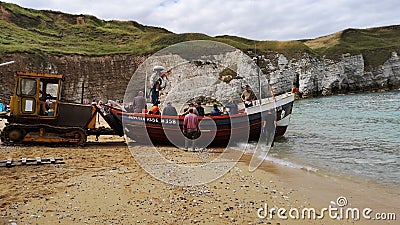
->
[1,2,400,68]
[0,2,173,55]
[0,2,313,57]
[305,26,400,67]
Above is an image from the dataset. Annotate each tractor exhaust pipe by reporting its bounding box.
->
[81,81,84,104]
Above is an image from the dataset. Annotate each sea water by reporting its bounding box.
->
[269,90,400,185]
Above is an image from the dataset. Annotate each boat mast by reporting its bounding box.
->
[253,41,262,102]
[144,69,148,101]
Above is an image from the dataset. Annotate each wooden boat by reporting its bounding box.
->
[109,92,294,146]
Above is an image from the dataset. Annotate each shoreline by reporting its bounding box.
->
[296,87,400,99]
[242,153,400,209]
[264,152,400,188]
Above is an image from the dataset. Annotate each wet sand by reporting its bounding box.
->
[0,120,398,224]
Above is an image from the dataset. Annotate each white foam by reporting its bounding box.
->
[264,156,318,172]
[233,142,318,172]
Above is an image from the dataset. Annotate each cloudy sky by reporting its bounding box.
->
[3,0,400,41]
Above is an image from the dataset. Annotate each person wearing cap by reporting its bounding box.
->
[241,85,257,108]
[150,66,164,104]
[162,102,178,116]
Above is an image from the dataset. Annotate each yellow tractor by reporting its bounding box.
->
[0,71,123,145]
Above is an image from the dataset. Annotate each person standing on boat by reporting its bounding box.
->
[225,98,239,115]
[150,66,164,105]
[162,102,178,116]
[241,85,257,108]
[132,91,146,113]
[183,108,200,151]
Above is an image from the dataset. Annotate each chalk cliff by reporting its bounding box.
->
[2,50,398,103]
[264,51,400,98]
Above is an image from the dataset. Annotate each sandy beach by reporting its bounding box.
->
[0,120,399,225]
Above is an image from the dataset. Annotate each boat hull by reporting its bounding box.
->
[116,93,294,146]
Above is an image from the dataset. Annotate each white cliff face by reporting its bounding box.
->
[265,51,400,98]
[2,50,399,102]
[127,50,400,105]
[269,54,295,94]
[382,52,400,88]
[127,50,273,106]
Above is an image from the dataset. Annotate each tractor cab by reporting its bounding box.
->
[1,71,123,146]
[10,72,62,119]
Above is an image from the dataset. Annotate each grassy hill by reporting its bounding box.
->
[304,26,400,68]
[0,2,172,55]
[0,1,313,58]
[1,1,400,68]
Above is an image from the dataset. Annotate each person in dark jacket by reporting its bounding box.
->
[195,102,205,116]
[132,91,146,113]
[162,102,178,116]
[210,104,222,116]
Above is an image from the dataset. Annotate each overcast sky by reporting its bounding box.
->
[3,0,400,41]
